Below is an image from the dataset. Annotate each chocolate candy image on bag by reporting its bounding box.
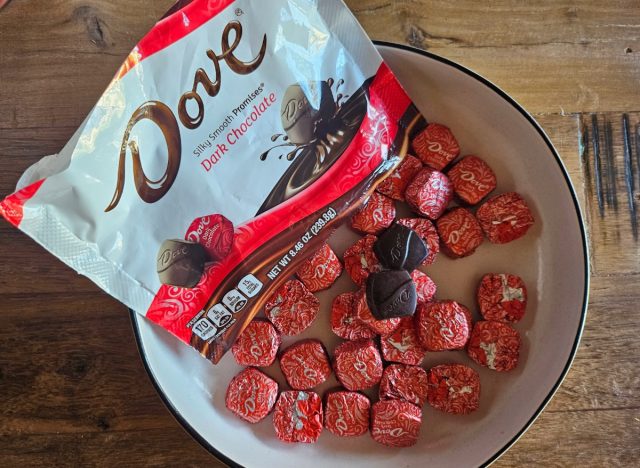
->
[0,0,426,364]
[156,239,207,288]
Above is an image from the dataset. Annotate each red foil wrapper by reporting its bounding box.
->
[330,291,376,341]
[279,339,332,390]
[296,243,343,292]
[225,367,278,424]
[185,213,235,262]
[405,168,453,220]
[477,273,528,323]
[427,364,480,415]
[273,391,323,443]
[380,317,428,366]
[333,339,383,391]
[376,154,423,201]
[411,123,460,170]
[396,217,440,265]
[370,399,422,448]
[379,363,429,407]
[356,290,401,335]
[415,300,471,351]
[350,191,396,235]
[436,207,484,258]
[231,319,280,367]
[411,270,437,304]
[447,155,497,205]
[476,192,535,244]
[467,320,521,372]
[343,235,382,287]
[264,279,319,336]
[324,390,370,437]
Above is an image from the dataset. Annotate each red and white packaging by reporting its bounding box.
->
[225,367,279,423]
[0,0,423,364]
[279,339,331,390]
[323,390,370,437]
[231,318,280,367]
[379,363,429,407]
[296,243,343,292]
[426,364,480,415]
[370,399,422,448]
[380,317,428,366]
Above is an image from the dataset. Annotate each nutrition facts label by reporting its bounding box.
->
[191,274,264,341]
[238,274,263,297]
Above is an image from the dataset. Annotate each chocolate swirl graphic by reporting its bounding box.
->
[105,101,181,212]
[257,78,371,215]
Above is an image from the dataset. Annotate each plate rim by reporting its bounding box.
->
[129,41,590,468]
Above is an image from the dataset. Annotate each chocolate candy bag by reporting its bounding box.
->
[0,0,423,363]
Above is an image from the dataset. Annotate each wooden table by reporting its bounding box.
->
[1,1,638,466]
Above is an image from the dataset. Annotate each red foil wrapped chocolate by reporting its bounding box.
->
[185,213,234,261]
[415,300,471,351]
[333,339,383,391]
[279,339,331,390]
[436,207,484,258]
[225,367,278,424]
[324,390,371,437]
[264,279,319,336]
[447,155,497,205]
[427,364,480,415]
[231,319,280,367]
[405,168,453,220]
[379,363,429,407]
[296,243,343,292]
[273,391,323,443]
[355,290,401,335]
[397,217,440,265]
[411,270,437,304]
[476,192,535,244]
[370,399,422,448]
[477,273,528,323]
[380,317,428,366]
[351,191,396,235]
[411,123,460,170]
[460,302,474,331]
[467,320,521,371]
[343,235,382,287]
[330,291,376,341]
[376,154,423,201]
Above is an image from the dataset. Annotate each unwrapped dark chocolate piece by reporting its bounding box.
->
[365,270,417,320]
[374,223,428,271]
[156,239,206,288]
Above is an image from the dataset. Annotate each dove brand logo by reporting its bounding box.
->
[382,288,411,315]
[105,20,268,212]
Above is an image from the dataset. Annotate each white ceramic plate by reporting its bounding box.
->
[130,43,589,467]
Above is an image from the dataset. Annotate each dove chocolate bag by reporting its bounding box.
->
[0,0,423,363]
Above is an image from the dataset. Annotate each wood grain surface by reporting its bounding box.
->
[1,1,639,467]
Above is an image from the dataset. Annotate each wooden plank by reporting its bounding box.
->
[0,430,219,467]
[494,408,640,467]
[0,1,639,130]
[0,0,175,129]
[548,275,640,413]
[577,112,640,275]
[0,225,103,294]
[347,0,640,114]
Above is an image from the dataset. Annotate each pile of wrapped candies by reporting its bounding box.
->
[225,122,534,447]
